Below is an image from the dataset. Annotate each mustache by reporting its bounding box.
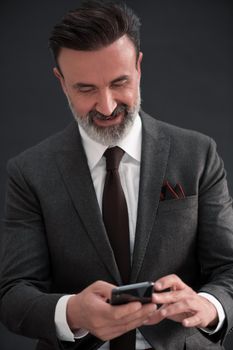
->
[88,104,128,121]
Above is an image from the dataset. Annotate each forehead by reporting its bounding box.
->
[57,35,137,83]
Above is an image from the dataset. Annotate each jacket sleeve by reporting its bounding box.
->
[0,158,103,350]
[197,138,233,341]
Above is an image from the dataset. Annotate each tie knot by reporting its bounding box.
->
[104,147,125,171]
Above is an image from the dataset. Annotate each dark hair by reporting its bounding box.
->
[49,0,141,67]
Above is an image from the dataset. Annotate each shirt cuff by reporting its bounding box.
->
[54,295,89,341]
[198,292,225,334]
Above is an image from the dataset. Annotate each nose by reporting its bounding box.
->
[95,89,117,116]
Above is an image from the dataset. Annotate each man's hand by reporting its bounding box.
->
[144,274,218,329]
[66,280,159,341]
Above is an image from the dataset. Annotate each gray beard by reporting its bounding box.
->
[68,91,141,146]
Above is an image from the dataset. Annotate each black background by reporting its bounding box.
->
[1,0,233,349]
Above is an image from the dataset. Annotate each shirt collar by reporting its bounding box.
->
[78,113,142,170]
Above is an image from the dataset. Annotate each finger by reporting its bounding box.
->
[142,308,166,325]
[156,298,202,328]
[94,324,130,341]
[154,274,187,292]
[117,307,159,333]
[87,299,151,331]
[99,309,156,340]
[95,304,159,339]
[109,301,143,321]
[92,322,133,341]
[92,280,117,300]
[110,302,157,326]
[182,313,203,328]
[182,306,217,329]
[152,288,193,305]
[121,303,158,324]
[159,299,194,318]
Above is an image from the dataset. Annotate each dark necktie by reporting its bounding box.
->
[102,146,135,350]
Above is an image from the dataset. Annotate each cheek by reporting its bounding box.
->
[68,94,95,116]
[119,87,138,106]
[120,77,140,105]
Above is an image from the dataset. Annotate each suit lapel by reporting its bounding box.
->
[55,123,121,285]
[131,112,170,282]
[54,114,170,285]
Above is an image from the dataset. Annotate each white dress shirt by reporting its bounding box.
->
[54,114,225,349]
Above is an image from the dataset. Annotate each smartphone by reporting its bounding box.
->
[110,281,154,305]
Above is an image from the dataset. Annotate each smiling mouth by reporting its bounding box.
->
[90,104,127,123]
[92,111,125,127]
[95,113,119,121]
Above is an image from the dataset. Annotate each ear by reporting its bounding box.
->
[136,51,143,78]
[53,67,68,95]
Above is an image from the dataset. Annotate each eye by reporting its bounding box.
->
[111,79,128,88]
[77,86,96,93]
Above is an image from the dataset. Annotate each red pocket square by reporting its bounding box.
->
[160,181,185,201]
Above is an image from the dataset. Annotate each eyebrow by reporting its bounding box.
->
[72,75,130,90]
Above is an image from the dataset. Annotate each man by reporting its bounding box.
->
[1,1,233,349]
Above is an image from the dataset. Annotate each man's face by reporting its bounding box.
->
[54,35,142,145]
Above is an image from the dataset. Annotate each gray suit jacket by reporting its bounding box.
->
[1,111,233,350]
